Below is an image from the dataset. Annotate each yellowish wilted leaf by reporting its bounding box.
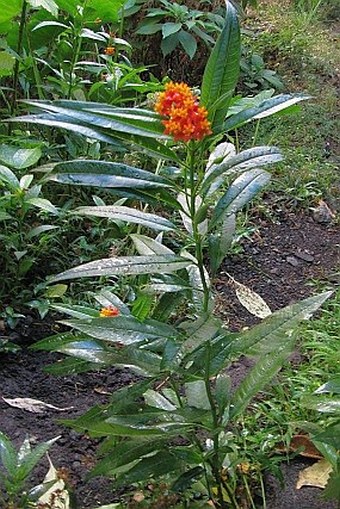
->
[233,280,272,318]
[296,459,333,489]
[38,455,70,509]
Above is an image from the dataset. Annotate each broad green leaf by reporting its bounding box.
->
[0,211,12,220]
[215,373,231,416]
[201,146,281,196]
[224,93,309,132]
[28,0,58,17]
[324,471,340,501]
[27,197,58,215]
[75,205,175,232]
[185,381,211,410]
[49,160,170,189]
[61,315,177,345]
[0,164,19,189]
[49,255,191,282]
[22,100,166,138]
[162,22,182,38]
[178,29,197,59]
[84,0,125,22]
[136,23,163,35]
[210,169,271,228]
[0,0,22,25]
[0,50,15,77]
[201,0,240,130]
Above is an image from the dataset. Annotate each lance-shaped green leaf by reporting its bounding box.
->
[51,304,99,320]
[210,169,271,229]
[15,436,60,482]
[22,100,167,138]
[61,315,177,345]
[0,431,17,477]
[131,234,175,255]
[302,395,340,415]
[224,93,310,132]
[0,164,20,190]
[230,333,296,418]
[113,451,184,487]
[180,314,223,355]
[89,438,167,478]
[57,341,162,376]
[94,289,131,315]
[14,107,179,162]
[49,160,171,189]
[201,0,240,130]
[49,255,191,283]
[75,205,175,232]
[201,146,281,195]
[209,213,236,277]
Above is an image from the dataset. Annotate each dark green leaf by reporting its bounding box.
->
[201,1,240,130]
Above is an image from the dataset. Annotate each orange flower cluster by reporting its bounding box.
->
[104,46,115,56]
[99,305,120,317]
[154,82,212,142]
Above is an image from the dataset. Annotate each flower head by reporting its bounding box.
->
[154,82,211,142]
[99,305,120,317]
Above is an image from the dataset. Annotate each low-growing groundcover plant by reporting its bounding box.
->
[13,1,333,507]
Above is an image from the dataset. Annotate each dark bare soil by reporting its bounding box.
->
[0,211,339,508]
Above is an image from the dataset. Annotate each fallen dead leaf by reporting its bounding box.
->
[132,491,145,503]
[276,434,323,459]
[3,397,74,413]
[233,279,272,318]
[38,454,70,509]
[296,459,333,489]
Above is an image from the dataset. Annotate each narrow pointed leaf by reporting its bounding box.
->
[224,93,309,132]
[201,0,240,130]
[201,146,281,196]
[50,160,170,189]
[49,255,191,282]
[0,431,17,477]
[210,169,271,228]
[131,234,175,255]
[61,315,177,345]
[75,205,175,231]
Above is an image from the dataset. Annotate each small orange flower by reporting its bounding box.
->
[104,46,115,56]
[99,305,120,317]
[154,82,211,142]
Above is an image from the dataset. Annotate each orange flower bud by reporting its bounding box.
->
[104,46,115,56]
[99,305,120,317]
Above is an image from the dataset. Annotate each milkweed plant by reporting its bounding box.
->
[15,1,332,507]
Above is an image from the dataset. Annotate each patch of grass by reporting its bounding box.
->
[239,0,340,209]
[240,289,340,464]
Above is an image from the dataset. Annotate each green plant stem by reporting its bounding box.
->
[11,0,28,118]
[187,144,210,312]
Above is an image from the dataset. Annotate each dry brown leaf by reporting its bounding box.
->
[276,434,323,459]
[296,459,333,489]
[3,397,74,413]
[233,280,272,318]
